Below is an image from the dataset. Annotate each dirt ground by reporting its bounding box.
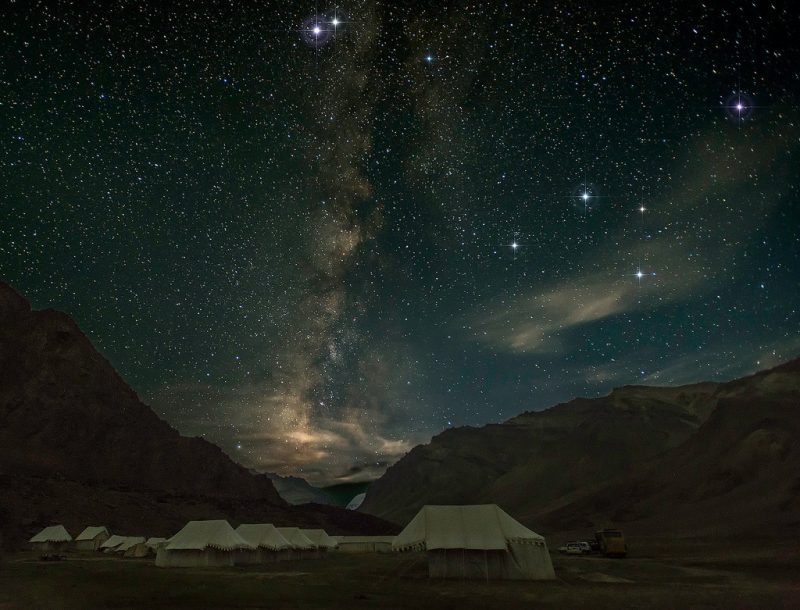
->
[1,540,798,609]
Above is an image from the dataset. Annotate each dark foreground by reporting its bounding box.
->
[1,540,798,609]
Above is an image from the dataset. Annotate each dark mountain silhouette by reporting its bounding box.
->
[0,282,396,548]
[361,358,799,538]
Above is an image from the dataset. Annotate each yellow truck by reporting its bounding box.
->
[594,529,627,557]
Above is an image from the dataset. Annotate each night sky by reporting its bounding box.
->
[2,1,799,484]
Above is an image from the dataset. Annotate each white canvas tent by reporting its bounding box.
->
[74,526,110,551]
[334,536,395,554]
[145,537,167,550]
[100,534,127,553]
[115,536,146,556]
[114,536,145,551]
[156,520,254,568]
[29,525,72,553]
[393,505,555,580]
[301,529,338,552]
[276,527,316,560]
[235,524,290,563]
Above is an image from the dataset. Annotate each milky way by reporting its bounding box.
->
[2,2,799,484]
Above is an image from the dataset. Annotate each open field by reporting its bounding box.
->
[1,540,798,609]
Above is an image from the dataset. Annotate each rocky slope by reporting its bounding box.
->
[360,358,800,538]
[537,362,800,537]
[265,473,335,506]
[0,282,396,548]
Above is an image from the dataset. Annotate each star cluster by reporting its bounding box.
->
[1,1,799,484]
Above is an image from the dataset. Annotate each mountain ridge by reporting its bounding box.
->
[0,281,397,548]
[360,355,800,537]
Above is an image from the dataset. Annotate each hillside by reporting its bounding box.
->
[0,282,396,547]
[536,364,800,537]
[360,359,800,537]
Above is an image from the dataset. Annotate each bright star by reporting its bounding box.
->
[313,26,321,35]
[331,18,340,26]
[639,205,646,213]
[425,55,433,62]
[582,192,590,201]
[511,242,518,250]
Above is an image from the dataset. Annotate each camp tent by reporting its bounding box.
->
[115,536,146,556]
[301,529,338,556]
[393,505,555,580]
[29,525,72,553]
[235,524,290,563]
[145,537,167,551]
[334,536,395,553]
[74,526,110,551]
[276,527,316,560]
[124,543,149,558]
[100,534,127,553]
[155,520,254,568]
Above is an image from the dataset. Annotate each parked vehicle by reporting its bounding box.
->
[594,529,627,557]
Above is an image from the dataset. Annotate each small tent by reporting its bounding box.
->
[276,527,316,560]
[100,534,128,553]
[155,520,254,568]
[301,529,338,556]
[116,536,146,556]
[393,505,555,580]
[29,525,72,554]
[145,537,167,551]
[335,536,395,553]
[235,524,290,563]
[74,526,110,551]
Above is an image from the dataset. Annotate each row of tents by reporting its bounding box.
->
[155,522,342,567]
[29,504,556,580]
[29,525,165,557]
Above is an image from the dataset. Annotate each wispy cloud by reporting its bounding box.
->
[467,123,799,354]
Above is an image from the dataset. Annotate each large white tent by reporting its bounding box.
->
[301,529,338,555]
[276,527,316,560]
[393,505,555,580]
[235,524,291,563]
[29,525,72,553]
[334,536,395,554]
[74,526,110,551]
[155,520,254,568]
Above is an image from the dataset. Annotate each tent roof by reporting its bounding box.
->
[276,527,315,550]
[235,524,290,550]
[145,537,166,548]
[392,505,545,551]
[29,525,72,543]
[100,534,128,549]
[116,536,146,551]
[302,529,338,549]
[75,526,109,541]
[335,536,396,544]
[165,520,253,552]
